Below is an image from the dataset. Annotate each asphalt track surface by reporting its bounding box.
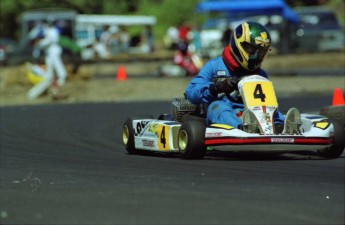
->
[1,95,344,225]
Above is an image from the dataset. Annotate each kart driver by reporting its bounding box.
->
[185,22,287,131]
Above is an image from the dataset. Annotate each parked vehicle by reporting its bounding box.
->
[294,6,344,52]
[7,9,158,65]
[75,14,157,60]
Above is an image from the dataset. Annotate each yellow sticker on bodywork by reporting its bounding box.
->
[242,81,278,108]
[157,125,170,150]
[210,124,234,130]
[314,121,330,130]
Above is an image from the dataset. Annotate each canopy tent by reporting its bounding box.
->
[196,0,299,24]
[76,15,157,26]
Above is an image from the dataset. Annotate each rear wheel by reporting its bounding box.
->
[178,120,206,159]
[318,119,345,158]
[320,105,345,126]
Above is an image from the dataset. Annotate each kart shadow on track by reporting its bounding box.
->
[205,150,344,161]
[125,151,181,159]
[125,149,344,161]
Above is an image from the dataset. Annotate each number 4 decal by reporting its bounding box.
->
[242,81,277,108]
[253,84,266,102]
[160,126,166,148]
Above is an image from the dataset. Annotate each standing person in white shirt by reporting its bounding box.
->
[27,19,67,100]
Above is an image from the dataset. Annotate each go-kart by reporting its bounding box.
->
[122,75,345,159]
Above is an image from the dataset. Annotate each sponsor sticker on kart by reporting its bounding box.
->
[271,138,294,143]
[142,139,155,147]
[135,120,151,136]
[206,132,222,137]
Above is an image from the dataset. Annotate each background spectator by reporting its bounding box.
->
[27,19,67,100]
[174,41,199,76]
[188,23,202,54]
[165,25,179,50]
[178,22,190,43]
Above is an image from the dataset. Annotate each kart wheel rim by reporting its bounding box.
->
[123,125,129,145]
[178,130,188,152]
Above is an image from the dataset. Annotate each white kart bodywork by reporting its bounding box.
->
[128,113,333,153]
[123,75,340,157]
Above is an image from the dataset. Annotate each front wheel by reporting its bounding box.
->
[178,120,206,159]
[122,116,153,155]
[318,119,345,159]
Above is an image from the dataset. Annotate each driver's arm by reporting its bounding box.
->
[185,59,217,104]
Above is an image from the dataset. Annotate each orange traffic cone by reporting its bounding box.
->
[116,65,127,81]
[332,88,345,106]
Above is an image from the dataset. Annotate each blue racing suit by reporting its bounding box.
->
[185,56,284,128]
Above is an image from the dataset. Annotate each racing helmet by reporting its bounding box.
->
[230,22,271,71]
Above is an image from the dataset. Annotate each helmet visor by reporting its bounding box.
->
[240,41,269,60]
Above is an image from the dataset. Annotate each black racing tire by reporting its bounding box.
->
[319,105,345,127]
[318,119,345,159]
[122,115,153,155]
[178,120,207,159]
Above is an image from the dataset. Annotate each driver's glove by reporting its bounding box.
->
[209,77,238,96]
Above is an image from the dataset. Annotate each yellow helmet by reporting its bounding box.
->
[230,22,271,71]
